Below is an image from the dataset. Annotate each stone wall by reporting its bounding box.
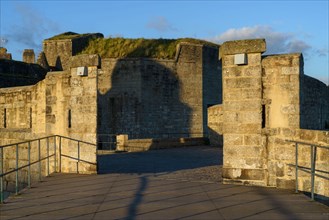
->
[0,59,47,88]
[43,33,103,71]
[300,75,329,130]
[97,43,221,143]
[0,55,99,175]
[221,39,266,186]
[116,134,207,152]
[266,128,329,198]
[220,38,329,199]
[43,57,99,143]
[207,104,223,146]
[0,82,46,139]
[262,53,302,130]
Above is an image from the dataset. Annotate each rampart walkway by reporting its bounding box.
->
[1,146,328,219]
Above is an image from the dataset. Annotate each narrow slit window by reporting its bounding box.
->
[68,109,72,128]
[30,107,32,128]
[4,108,6,128]
[262,105,266,128]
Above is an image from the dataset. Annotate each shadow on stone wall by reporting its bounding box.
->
[300,75,329,130]
[207,127,223,147]
[0,59,47,88]
[97,56,193,148]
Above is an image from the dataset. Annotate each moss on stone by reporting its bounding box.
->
[80,37,218,59]
[46,32,103,41]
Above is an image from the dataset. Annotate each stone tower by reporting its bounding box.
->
[23,49,35,63]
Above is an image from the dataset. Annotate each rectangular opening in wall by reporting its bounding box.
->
[4,108,6,128]
[68,109,72,128]
[262,104,266,128]
[30,107,32,128]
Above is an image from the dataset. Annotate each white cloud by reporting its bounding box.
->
[6,3,59,51]
[315,48,329,57]
[146,16,177,32]
[208,25,312,55]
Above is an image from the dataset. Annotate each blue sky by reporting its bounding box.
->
[0,0,328,84]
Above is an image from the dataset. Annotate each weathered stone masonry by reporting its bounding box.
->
[97,43,221,140]
[1,34,328,198]
[218,39,329,198]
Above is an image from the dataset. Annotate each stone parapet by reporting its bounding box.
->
[220,39,266,56]
[70,54,101,68]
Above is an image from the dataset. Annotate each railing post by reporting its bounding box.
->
[59,136,62,173]
[77,141,80,174]
[295,142,298,193]
[15,144,19,195]
[38,139,41,182]
[28,141,31,188]
[47,137,49,176]
[310,145,317,200]
[54,136,56,173]
[0,147,4,203]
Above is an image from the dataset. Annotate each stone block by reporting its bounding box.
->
[223,100,262,111]
[224,134,243,145]
[281,67,299,75]
[220,39,266,56]
[299,130,317,141]
[224,77,261,89]
[222,167,265,181]
[222,56,234,66]
[247,53,262,65]
[223,123,262,134]
[244,135,262,145]
[224,144,264,158]
[276,178,295,189]
[224,156,264,169]
[70,54,101,68]
[223,88,262,101]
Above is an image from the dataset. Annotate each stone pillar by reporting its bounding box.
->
[0,47,12,60]
[23,49,35,63]
[221,39,267,186]
[116,134,128,151]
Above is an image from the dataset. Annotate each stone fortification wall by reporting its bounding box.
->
[97,43,221,141]
[262,53,302,130]
[300,75,329,130]
[207,104,223,146]
[266,128,329,198]
[0,59,47,88]
[43,33,103,71]
[116,134,207,152]
[221,39,266,186]
[0,82,47,141]
[43,39,72,70]
[0,55,100,175]
[44,57,98,143]
[220,38,329,199]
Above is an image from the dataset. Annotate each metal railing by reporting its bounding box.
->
[286,139,329,200]
[96,133,208,150]
[97,134,117,150]
[0,135,97,204]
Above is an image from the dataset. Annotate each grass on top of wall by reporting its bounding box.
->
[46,32,83,40]
[80,37,218,59]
